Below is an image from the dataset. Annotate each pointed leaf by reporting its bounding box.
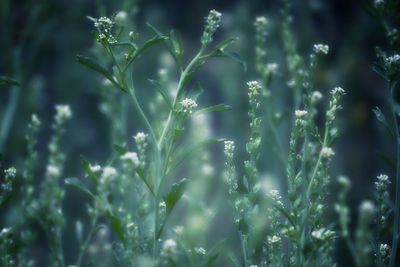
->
[0,76,20,87]
[373,107,394,137]
[81,156,99,183]
[170,29,184,58]
[163,178,188,215]
[108,213,126,244]
[196,104,231,114]
[148,79,173,109]
[65,177,95,199]
[76,55,127,92]
[112,144,128,155]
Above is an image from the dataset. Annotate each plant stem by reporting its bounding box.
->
[76,218,98,267]
[389,83,400,267]
[0,86,20,152]
[240,234,249,267]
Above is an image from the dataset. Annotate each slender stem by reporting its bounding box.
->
[241,234,249,267]
[0,87,20,152]
[389,83,400,267]
[76,218,98,267]
[158,47,205,150]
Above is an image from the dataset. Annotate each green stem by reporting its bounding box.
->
[76,218,98,267]
[389,83,400,267]
[158,47,205,150]
[0,87,20,152]
[241,234,249,267]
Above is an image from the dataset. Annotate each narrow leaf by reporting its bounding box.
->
[373,107,394,137]
[76,55,127,93]
[65,177,95,199]
[163,178,188,215]
[0,76,20,87]
[81,156,99,183]
[196,104,232,114]
[108,213,126,244]
[148,79,173,109]
[112,144,128,155]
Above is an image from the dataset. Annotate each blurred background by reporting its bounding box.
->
[0,0,398,266]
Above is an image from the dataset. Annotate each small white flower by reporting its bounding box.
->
[295,110,308,119]
[255,16,268,26]
[265,63,278,74]
[55,104,72,123]
[89,164,101,173]
[194,247,206,255]
[180,98,198,114]
[360,200,375,216]
[311,228,335,241]
[313,44,329,55]
[320,147,335,158]
[4,167,16,178]
[133,132,147,143]
[247,80,261,95]
[374,0,385,7]
[31,114,41,126]
[331,87,345,96]
[114,11,128,25]
[162,239,177,252]
[0,227,12,236]
[267,235,281,244]
[120,152,140,168]
[311,91,323,103]
[201,164,215,176]
[224,140,235,157]
[101,166,117,181]
[338,175,351,188]
[46,165,60,178]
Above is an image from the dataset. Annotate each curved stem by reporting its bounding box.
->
[389,83,400,267]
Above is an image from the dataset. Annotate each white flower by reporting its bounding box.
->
[311,228,335,241]
[174,225,184,235]
[360,200,375,216]
[201,164,215,176]
[0,228,12,236]
[255,16,268,26]
[224,140,235,158]
[267,235,281,244]
[101,166,117,181]
[295,110,308,118]
[55,104,72,123]
[31,114,41,127]
[320,147,335,158]
[162,239,177,252]
[194,247,206,255]
[311,91,323,103]
[180,98,198,114]
[338,175,351,188]
[114,11,128,25]
[265,63,278,74]
[46,164,60,178]
[4,167,16,178]
[89,164,101,173]
[386,54,400,66]
[331,87,345,96]
[133,132,147,143]
[313,44,329,55]
[120,152,140,167]
[374,0,385,7]
[247,80,261,95]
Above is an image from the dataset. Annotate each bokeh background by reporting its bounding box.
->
[0,0,398,266]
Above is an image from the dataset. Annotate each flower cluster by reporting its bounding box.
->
[120,152,140,168]
[313,44,329,55]
[94,16,117,44]
[326,87,345,122]
[55,104,72,124]
[180,98,198,114]
[201,9,222,45]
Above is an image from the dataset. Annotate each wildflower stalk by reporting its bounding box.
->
[389,80,400,267]
[76,217,98,267]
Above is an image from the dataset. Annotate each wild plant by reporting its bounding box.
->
[69,9,241,266]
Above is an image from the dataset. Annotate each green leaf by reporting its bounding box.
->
[373,107,394,138]
[0,76,20,87]
[65,177,95,199]
[203,50,247,71]
[148,79,173,109]
[126,35,168,68]
[112,144,128,155]
[201,239,226,267]
[135,168,155,197]
[163,178,188,215]
[170,30,184,58]
[171,138,225,172]
[196,104,232,114]
[76,55,127,93]
[203,254,219,267]
[212,37,238,53]
[80,156,99,183]
[108,213,126,244]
